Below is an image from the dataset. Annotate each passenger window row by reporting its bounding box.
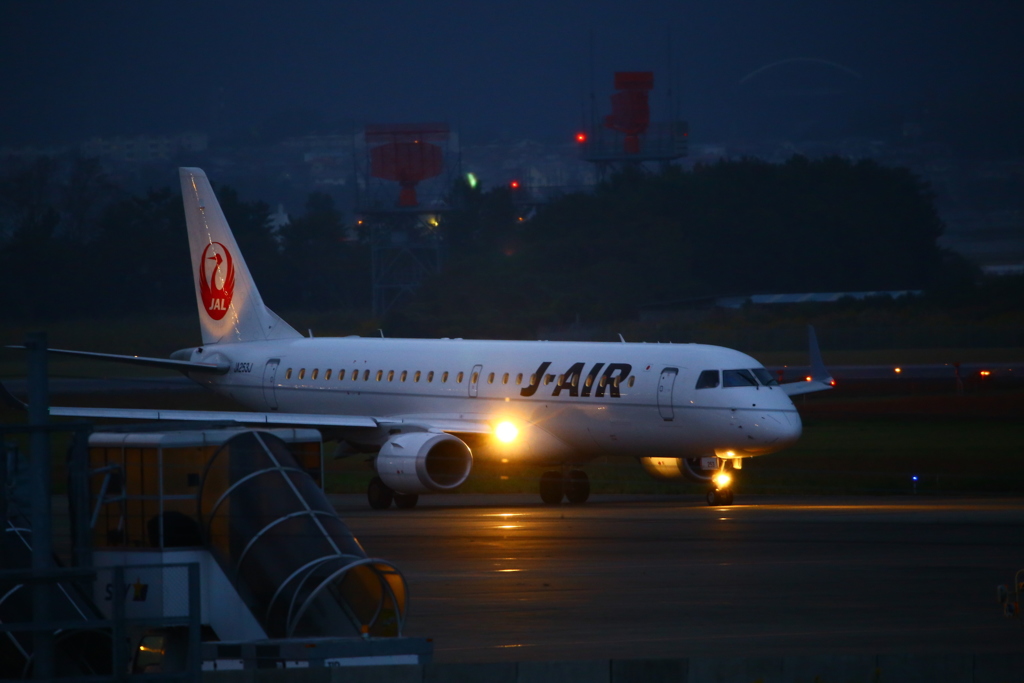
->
[281,366,637,390]
[695,368,779,390]
[282,367,525,385]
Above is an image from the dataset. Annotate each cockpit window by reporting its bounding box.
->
[722,369,758,387]
[751,368,779,386]
[695,370,720,389]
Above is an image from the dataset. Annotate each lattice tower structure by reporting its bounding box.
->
[354,123,461,317]
[579,71,689,179]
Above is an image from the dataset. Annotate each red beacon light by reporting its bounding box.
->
[575,131,587,143]
[509,180,520,189]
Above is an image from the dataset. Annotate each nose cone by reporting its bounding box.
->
[776,409,803,448]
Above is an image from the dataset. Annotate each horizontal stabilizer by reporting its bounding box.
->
[5,346,229,374]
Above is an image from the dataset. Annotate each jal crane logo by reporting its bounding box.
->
[198,242,235,320]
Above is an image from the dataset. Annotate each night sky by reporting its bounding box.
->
[2,0,1022,146]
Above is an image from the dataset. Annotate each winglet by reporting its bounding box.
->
[781,325,835,396]
[808,325,832,384]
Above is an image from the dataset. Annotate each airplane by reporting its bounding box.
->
[16,167,835,509]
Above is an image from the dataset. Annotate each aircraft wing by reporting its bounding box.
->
[49,406,379,428]
[47,405,494,434]
[377,417,493,435]
[781,378,835,396]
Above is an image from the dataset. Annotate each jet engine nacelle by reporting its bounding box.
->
[640,456,722,483]
[375,432,473,494]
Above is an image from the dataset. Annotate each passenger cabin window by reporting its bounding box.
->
[471,372,479,384]
[441,372,449,383]
[695,370,719,389]
[628,376,635,387]
[401,371,408,382]
[428,371,435,382]
[311,369,318,380]
[456,372,464,383]
[751,368,779,386]
[285,368,293,380]
[414,371,421,382]
[722,369,758,387]
[516,373,523,385]
[325,369,331,380]
[363,370,370,381]
[387,370,394,382]
[545,374,554,385]
[375,370,383,382]
[502,373,509,384]
[298,369,305,380]
[339,369,346,380]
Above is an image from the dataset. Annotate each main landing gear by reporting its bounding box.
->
[367,476,419,510]
[539,469,590,505]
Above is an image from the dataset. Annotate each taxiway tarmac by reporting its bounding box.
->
[333,494,1024,662]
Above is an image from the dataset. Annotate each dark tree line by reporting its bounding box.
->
[0,154,969,335]
[392,156,959,338]
[0,155,369,321]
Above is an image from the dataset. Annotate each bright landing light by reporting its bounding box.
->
[495,421,519,443]
[713,472,732,489]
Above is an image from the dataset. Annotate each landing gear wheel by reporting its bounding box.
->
[393,492,419,509]
[539,471,564,504]
[564,470,590,504]
[706,488,735,506]
[367,477,394,510]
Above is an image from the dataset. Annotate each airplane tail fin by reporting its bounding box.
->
[179,167,301,345]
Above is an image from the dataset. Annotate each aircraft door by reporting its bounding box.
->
[469,364,483,398]
[263,359,280,410]
[657,368,678,421]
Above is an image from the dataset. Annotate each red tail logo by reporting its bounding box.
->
[198,242,235,320]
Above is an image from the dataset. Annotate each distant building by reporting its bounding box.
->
[461,139,596,193]
[79,132,208,163]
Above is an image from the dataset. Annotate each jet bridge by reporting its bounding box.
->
[85,426,428,670]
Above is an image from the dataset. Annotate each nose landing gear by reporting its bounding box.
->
[706,467,735,506]
[706,487,734,506]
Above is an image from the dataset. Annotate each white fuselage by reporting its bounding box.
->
[185,337,802,466]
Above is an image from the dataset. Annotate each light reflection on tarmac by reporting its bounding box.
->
[333,494,1024,662]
